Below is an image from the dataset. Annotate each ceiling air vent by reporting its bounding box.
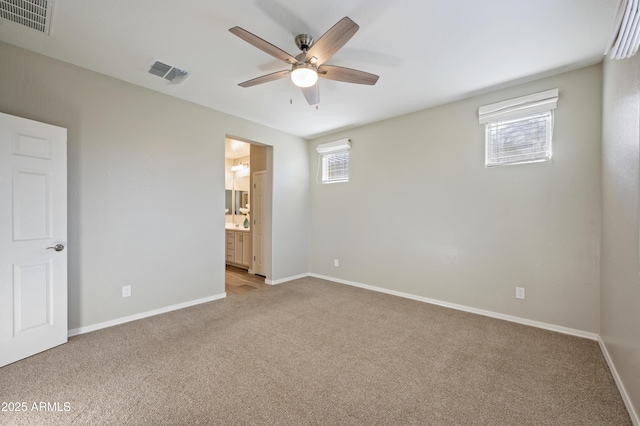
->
[0,0,54,35]
[148,61,190,84]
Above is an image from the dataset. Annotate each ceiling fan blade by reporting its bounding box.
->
[238,70,290,88]
[301,85,319,106]
[229,26,298,64]
[305,17,359,66]
[318,65,379,85]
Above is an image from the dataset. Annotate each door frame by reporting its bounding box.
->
[224,135,273,282]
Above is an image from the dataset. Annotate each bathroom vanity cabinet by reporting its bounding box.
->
[226,228,251,269]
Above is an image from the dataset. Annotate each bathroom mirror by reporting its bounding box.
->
[225,190,232,215]
[235,190,249,214]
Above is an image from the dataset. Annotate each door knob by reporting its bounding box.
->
[46,244,65,252]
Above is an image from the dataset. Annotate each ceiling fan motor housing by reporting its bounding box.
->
[295,34,314,52]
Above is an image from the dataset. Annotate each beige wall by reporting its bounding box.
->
[0,41,310,331]
[309,65,602,333]
[251,144,268,173]
[601,54,640,420]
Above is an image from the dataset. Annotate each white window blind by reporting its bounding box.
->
[604,0,640,60]
[485,112,552,167]
[479,89,558,167]
[321,150,349,183]
[316,138,351,184]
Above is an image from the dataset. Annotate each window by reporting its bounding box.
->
[479,89,558,167]
[321,150,349,183]
[485,111,553,167]
[316,138,351,184]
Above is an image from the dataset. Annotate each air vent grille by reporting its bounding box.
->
[0,0,53,34]
[164,67,189,82]
[148,61,190,84]
[149,61,172,78]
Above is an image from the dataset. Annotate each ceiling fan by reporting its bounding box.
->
[229,17,379,106]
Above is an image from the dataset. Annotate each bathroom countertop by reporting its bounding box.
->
[225,223,250,231]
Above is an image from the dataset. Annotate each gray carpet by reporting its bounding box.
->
[0,277,631,425]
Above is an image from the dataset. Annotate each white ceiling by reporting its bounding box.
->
[0,0,619,139]
[225,138,250,159]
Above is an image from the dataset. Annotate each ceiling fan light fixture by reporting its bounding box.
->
[291,63,318,88]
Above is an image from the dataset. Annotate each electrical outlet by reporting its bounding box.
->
[334,259,339,267]
[515,287,525,300]
[122,285,131,298]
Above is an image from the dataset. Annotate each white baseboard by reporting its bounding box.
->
[309,273,598,341]
[265,272,311,285]
[68,292,227,337]
[598,337,640,426]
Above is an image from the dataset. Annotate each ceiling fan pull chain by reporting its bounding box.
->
[290,79,293,104]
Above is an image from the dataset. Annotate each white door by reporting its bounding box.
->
[253,171,266,276]
[0,112,67,367]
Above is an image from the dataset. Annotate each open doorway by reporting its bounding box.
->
[224,136,272,294]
